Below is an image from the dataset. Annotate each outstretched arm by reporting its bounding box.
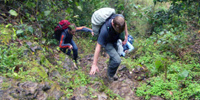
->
[122,22,128,45]
[76,26,94,36]
[89,43,101,75]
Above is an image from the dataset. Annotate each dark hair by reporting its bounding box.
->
[68,23,76,31]
[113,16,125,33]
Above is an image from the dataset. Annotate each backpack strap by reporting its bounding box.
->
[64,29,68,36]
[58,24,62,29]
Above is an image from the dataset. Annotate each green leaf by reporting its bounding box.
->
[28,26,33,34]
[26,2,36,8]
[157,40,161,44]
[16,29,24,35]
[75,2,79,6]
[9,10,18,17]
[131,12,137,16]
[44,11,51,16]
[77,6,82,11]
[5,24,12,28]
[181,70,189,77]
[155,60,162,69]
[161,58,167,62]
[56,47,60,51]
[178,70,189,80]
[66,8,72,14]
[68,0,73,3]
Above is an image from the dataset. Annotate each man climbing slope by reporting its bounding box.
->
[89,8,129,82]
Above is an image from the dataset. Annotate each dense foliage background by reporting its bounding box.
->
[0,0,200,99]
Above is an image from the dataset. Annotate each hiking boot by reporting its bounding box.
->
[107,75,114,83]
[113,74,118,81]
[75,60,80,65]
[73,62,78,70]
[107,72,118,83]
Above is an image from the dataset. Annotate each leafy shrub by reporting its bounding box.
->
[136,74,200,99]
[0,43,26,73]
[151,0,200,34]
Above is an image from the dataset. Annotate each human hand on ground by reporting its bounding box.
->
[89,64,99,75]
[91,32,94,36]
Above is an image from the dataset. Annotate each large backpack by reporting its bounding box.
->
[127,35,134,44]
[91,7,116,36]
[54,20,70,41]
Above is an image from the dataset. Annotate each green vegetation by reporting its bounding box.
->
[0,0,200,99]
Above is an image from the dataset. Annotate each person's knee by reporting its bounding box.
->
[116,57,121,64]
[114,56,121,65]
[73,46,78,52]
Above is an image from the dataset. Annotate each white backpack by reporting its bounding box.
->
[91,7,116,36]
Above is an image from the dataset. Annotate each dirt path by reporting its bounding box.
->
[78,53,160,100]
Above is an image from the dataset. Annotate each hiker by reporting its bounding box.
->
[119,35,134,57]
[58,23,93,63]
[89,8,129,81]
[120,39,134,57]
[91,7,128,45]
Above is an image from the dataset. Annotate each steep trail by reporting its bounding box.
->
[75,30,200,99]
[78,52,162,100]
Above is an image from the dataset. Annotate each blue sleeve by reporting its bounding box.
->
[76,26,92,32]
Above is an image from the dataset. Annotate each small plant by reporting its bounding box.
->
[0,43,26,73]
[155,57,169,81]
[13,24,34,39]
